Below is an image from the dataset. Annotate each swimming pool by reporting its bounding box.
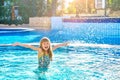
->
[0,22,120,80]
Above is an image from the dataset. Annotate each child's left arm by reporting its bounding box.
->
[52,42,69,51]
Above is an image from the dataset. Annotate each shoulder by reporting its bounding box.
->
[38,48,44,58]
[38,48,42,53]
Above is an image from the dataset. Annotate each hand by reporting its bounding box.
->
[64,42,69,46]
[12,42,20,46]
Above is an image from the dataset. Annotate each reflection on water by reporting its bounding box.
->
[33,67,48,80]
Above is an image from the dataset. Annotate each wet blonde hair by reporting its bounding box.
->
[39,37,53,61]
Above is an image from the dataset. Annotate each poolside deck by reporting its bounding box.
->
[0,24,28,29]
[0,24,50,30]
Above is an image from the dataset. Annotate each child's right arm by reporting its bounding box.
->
[12,42,39,51]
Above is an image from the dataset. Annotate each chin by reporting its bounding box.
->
[43,49,48,51]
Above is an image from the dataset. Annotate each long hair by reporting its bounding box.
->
[39,37,53,61]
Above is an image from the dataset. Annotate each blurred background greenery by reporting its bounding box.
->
[0,0,120,25]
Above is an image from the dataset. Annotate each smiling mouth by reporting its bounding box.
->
[45,47,48,49]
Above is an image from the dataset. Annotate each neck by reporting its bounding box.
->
[43,50,48,54]
[44,51,48,54]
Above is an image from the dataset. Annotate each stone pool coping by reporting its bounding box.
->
[63,17,120,23]
[0,24,50,30]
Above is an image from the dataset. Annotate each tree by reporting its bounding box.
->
[52,0,57,16]
[54,0,65,16]
[108,0,120,11]
[46,0,59,16]
[0,0,4,17]
[46,0,52,16]
[36,0,46,16]
[0,0,14,24]
[67,1,76,14]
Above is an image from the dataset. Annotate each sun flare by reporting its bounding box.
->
[65,0,74,8]
[68,0,74,2]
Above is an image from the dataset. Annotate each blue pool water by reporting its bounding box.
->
[0,23,120,80]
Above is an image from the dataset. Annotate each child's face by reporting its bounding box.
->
[42,41,50,51]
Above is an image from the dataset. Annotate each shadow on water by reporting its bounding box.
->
[33,67,48,80]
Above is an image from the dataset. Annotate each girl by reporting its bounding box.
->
[12,37,68,68]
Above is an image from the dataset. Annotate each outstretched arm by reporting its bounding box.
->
[52,42,69,51]
[12,42,39,51]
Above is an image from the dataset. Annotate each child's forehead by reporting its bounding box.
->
[42,41,49,43]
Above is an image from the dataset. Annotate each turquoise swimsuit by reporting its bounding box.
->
[38,55,50,68]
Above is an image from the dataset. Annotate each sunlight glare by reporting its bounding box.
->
[65,0,74,8]
[68,0,74,2]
